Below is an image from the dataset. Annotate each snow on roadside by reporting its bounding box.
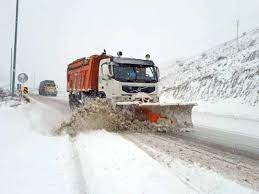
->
[24,97,69,134]
[192,99,259,121]
[160,96,259,138]
[191,99,259,138]
[0,102,75,194]
[75,130,195,194]
[192,112,259,138]
[160,96,259,121]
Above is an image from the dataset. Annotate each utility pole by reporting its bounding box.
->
[236,20,239,51]
[10,48,13,91]
[12,0,19,95]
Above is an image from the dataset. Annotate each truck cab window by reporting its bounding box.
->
[112,63,158,83]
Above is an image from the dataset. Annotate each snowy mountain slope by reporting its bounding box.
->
[160,28,259,106]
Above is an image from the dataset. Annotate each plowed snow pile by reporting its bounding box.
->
[56,99,182,136]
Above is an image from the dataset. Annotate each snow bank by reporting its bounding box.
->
[0,88,21,107]
[0,103,75,194]
[75,130,195,194]
[25,98,69,134]
[160,95,259,137]
[192,99,259,120]
[191,99,259,138]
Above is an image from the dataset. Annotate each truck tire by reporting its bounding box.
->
[97,91,106,98]
[69,93,81,110]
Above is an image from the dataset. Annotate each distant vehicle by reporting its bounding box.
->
[39,80,57,96]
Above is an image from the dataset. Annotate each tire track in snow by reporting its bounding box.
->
[123,132,259,191]
[123,134,204,193]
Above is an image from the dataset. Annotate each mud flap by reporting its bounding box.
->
[116,102,197,129]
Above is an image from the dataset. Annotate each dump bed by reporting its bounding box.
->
[67,55,110,92]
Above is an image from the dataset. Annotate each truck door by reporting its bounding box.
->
[99,59,113,98]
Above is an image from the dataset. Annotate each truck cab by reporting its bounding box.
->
[67,53,160,107]
[99,57,159,102]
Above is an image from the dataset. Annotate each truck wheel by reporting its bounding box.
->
[69,99,75,110]
[69,94,81,110]
[97,92,106,98]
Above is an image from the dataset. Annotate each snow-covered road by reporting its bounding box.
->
[190,101,259,159]
[1,94,258,194]
[0,98,195,194]
[193,111,259,139]
[30,94,259,158]
[123,132,259,193]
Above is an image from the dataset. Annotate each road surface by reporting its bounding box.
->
[29,93,69,113]
[122,132,259,190]
[182,126,259,160]
[29,93,259,159]
[28,94,259,190]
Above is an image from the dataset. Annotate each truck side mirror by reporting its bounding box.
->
[155,66,160,81]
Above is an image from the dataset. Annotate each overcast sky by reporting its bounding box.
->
[1,0,259,89]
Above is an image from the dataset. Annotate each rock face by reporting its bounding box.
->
[160,28,259,106]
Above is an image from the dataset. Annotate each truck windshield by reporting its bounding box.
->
[112,64,158,83]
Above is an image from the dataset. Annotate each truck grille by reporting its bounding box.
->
[122,86,155,93]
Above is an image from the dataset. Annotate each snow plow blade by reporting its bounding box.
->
[116,102,197,130]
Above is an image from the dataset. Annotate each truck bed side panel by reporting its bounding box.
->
[67,55,110,92]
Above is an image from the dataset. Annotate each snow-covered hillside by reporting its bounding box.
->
[160,28,259,106]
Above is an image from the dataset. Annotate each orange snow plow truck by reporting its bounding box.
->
[67,51,197,130]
